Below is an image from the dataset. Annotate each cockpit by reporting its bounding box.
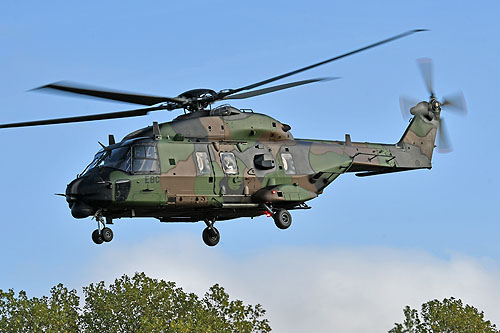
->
[80,138,160,176]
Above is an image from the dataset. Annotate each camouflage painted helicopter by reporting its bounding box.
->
[0,30,466,246]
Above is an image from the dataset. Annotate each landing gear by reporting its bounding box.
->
[202,218,220,246]
[202,227,220,246]
[101,227,113,242]
[262,204,293,230]
[273,208,292,229]
[92,229,104,244]
[91,211,113,245]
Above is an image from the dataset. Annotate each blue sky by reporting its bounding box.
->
[0,1,499,331]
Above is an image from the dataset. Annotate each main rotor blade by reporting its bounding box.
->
[416,58,434,97]
[442,91,467,115]
[223,29,427,98]
[33,81,185,106]
[437,117,452,153]
[223,77,337,100]
[0,105,167,129]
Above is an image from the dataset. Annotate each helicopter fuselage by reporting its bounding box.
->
[66,105,438,224]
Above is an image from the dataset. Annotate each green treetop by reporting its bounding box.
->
[0,272,270,333]
[389,297,498,333]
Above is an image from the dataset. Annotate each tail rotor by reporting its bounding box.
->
[399,58,467,152]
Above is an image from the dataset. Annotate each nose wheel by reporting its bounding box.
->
[202,218,220,246]
[92,227,113,244]
[91,212,114,245]
[91,229,104,244]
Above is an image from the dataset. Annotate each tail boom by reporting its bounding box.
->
[344,114,439,177]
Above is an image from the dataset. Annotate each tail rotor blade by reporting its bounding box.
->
[406,58,465,153]
[437,117,452,153]
[442,91,467,115]
[399,95,419,120]
[417,58,434,97]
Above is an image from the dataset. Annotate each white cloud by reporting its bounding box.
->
[80,235,500,332]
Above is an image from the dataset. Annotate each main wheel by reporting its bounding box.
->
[273,209,292,229]
[202,227,220,247]
[92,229,104,244]
[101,227,113,242]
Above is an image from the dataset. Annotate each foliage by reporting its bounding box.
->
[0,272,270,332]
[389,297,499,333]
[0,283,79,332]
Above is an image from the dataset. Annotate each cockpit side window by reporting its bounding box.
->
[132,144,160,174]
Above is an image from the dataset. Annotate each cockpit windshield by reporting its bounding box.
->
[80,139,161,176]
[82,146,131,176]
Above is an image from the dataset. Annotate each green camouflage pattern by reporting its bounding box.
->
[69,106,439,223]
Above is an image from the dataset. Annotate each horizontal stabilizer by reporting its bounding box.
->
[355,168,412,177]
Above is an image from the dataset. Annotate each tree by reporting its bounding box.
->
[0,283,79,332]
[0,272,271,332]
[389,297,499,333]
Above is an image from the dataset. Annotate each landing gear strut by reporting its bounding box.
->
[92,211,113,245]
[202,218,220,246]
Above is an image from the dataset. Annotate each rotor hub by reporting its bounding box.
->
[177,89,218,112]
[430,98,441,112]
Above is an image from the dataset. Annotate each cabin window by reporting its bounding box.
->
[132,144,160,174]
[281,153,296,174]
[220,152,238,175]
[195,152,211,175]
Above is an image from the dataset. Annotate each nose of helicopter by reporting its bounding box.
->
[65,170,113,218]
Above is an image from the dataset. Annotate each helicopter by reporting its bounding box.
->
[0,30,466,246]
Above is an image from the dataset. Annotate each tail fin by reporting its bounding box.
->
[398,114,439,161]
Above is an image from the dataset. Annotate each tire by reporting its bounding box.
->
[202,227,220,246]
[101,227,114,242]
[274,209,292,230]
[92,229,104,244]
